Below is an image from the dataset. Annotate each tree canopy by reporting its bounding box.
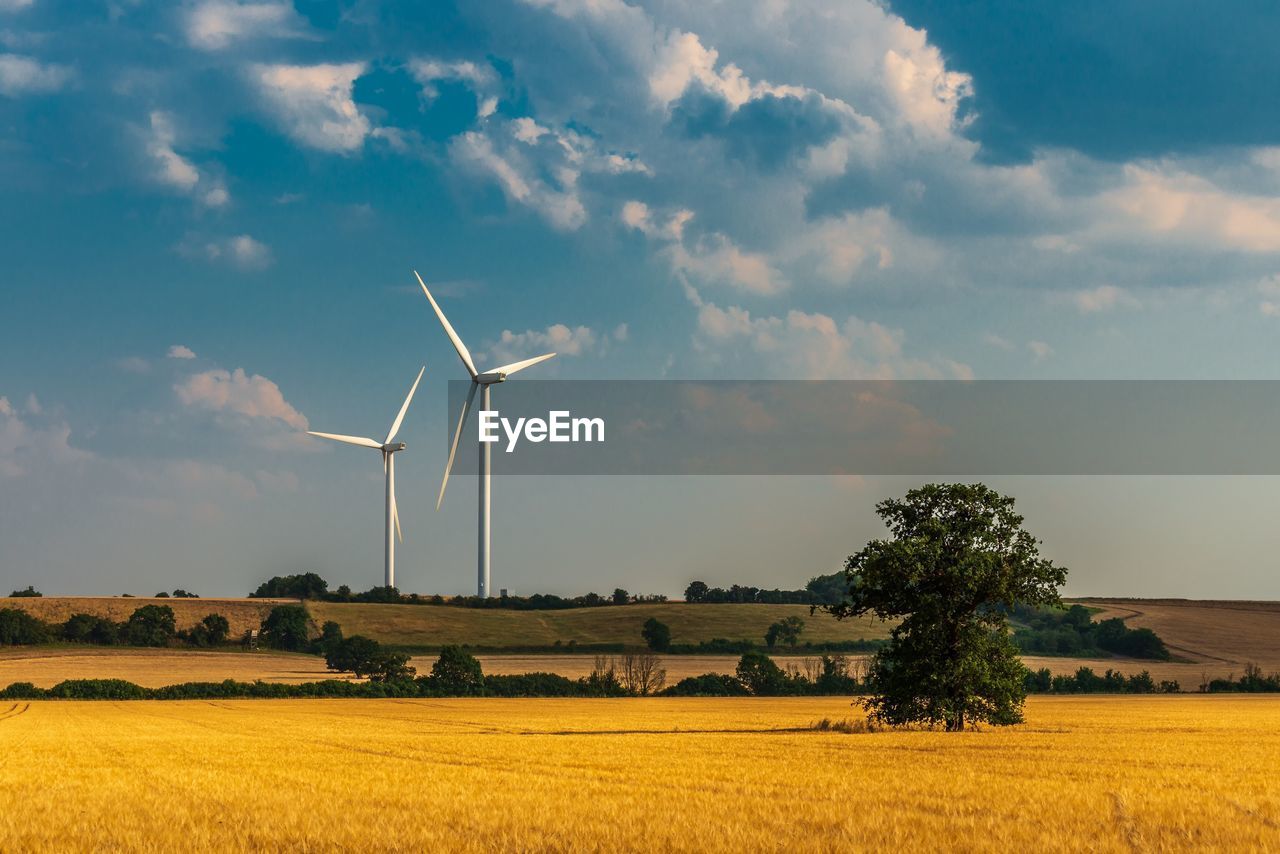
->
[826,483,1067,731]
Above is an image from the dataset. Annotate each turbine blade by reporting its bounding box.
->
[385,365,425,444]
[307,431,382,449]
[487,352,557,377]
[437,380,478,510]
[415,270,477,378]
[393,493,403,543]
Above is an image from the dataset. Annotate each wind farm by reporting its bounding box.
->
[7,0,1280,850]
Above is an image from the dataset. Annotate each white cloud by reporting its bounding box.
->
[167,344,197,360]
[251,62,370,153]
[0,394,91,477]
[116,356,151,374]
[983,333,1014,351]
[485,323,627,366]
[186,1,308,50]
[1101,164,1280,253]
[1027,340,1053,361]
[0,0,36,12]
[409,57,497,116]
[451,129,587,231]
[0,53,72,96]
[624,202,781,294]
[179,234,272,270]
[1071,285,1137,314]
[175,367,308,431]
[144,111,229,208]
[686,288,971,380]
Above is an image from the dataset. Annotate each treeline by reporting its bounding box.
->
[249,574,668,609]
[683,572,846,605]
[1011,604,1171,660]
[1024,667,1180,694]
[1200,663,1280,693]
[0,606,230,648]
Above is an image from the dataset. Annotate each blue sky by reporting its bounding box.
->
[4,0,1280,598]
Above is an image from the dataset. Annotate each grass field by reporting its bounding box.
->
[1078,599,1280,664]
[0,696,1277,850]
[306,601,890,648]
[0,596,293,636]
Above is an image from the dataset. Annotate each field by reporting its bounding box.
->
[0,596,292,636]
[1079,599,1280,664]
[305,601,889,648]
[1,696,1278,850]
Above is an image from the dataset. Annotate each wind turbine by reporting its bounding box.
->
[306,366,424,590]
[414,270,556,598]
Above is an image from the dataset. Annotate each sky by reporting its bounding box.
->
[4,0,1280,599]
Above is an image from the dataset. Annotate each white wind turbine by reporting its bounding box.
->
[306,366,425,590]
[414,270,556,598]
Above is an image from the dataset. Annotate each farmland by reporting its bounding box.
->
[1,696,1278,850]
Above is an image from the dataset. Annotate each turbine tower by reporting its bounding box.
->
[306,366,424,589]
[415,270,556,598]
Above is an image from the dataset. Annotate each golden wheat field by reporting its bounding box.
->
[1,696,1278,851]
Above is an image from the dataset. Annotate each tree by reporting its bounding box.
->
[251,573,329,599]
[684,581,709,603]
[62,613,118,645]
[611,588,630,605]
[825,483,1066,731]
[172,589,199,599]
[200,614,230,645]
[317,620,344,656]
[0,608,51,645]
[8,586,41,598]
[326,635,381,675]
[765,616,805,649]
[125,605,177,647]
[736,651,788,695]
[619,653,667,696]
[260,605,311,651]
[429,646,485,695]
[641,617,671,652]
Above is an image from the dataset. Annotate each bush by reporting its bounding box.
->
[260,605,311,651]
[663,673,749,696]
[484,672,578,697]
[251,573,329,599]
[641,618,671,652]
[428,646,485,695]
[125,605,177,647]
[736,651,789,695]
[62,613,120,645]
[48,679,150,700]
[0,608,52,645]
[8,586,41,598]
[0,681,44,699]
[181,614,230,647]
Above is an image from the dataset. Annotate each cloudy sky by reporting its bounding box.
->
[4,0,1280,599]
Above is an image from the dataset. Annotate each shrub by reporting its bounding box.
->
[251,573,329,599]
[0,681,44,699]
[48,679,149,700]
[260,605,311,651]
[484,673,578,697]
[8,586,41,598]
[124,605,177,647]
[62,613,120,645]
[0,608,52,645]
[428,646,485,695]
[663,673,749,696]
[736,651,789,695]
[641,617,671,652]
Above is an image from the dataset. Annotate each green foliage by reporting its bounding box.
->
[1203,663,1280,693]
[682,581,816,604]
[317,620,344,656]
[483,672,578,697]
[180,614,231,647]
[49,679,150,700]
[8,586,41,598]
[0,681,42,699]
[0,608,51,645]
[124,605,177,647]
[428,645,485,695]
[640,617,671,652]
[612,588,630,605]
[1013,605,1170,660]
[171,589,199,599]
[260,605,311,651]
[764,615,805,649]
[735,651,789,695]
[663,673,751,696]
[684,580,710,602]
[62,613,120,645]
[1025,666,1180,694]
[805,572,849,605]
[826,483,1067,731]
[251,573,329,599]
[325,635,413,682]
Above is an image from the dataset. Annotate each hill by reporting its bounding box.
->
[0,596,294,637]
[305,602,889,649]
[1069,599,1280,664]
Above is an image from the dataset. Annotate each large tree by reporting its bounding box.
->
[826,483,1066,731]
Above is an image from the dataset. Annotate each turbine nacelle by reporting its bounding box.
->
[382,442,407,453]
[475,372,507,385]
